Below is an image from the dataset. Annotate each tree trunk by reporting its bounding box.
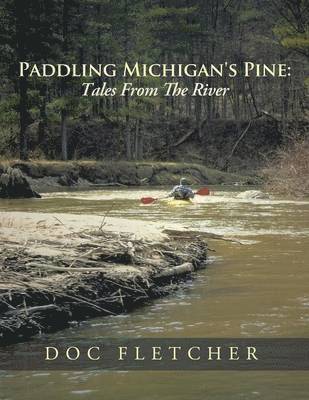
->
[61,0,69,161]
[38,84,48,147]
[195,95,202,139]
[134,119,143,160]
[15,0,29,160]
[19,76,28,160]
[124,0,131,160]
[61,110,68,161]
[138,121,144,160]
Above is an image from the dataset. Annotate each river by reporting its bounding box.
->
[0,186,309,399]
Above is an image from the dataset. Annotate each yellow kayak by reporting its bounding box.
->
[161,198,193,207]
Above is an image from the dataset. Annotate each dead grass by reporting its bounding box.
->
[263,136,309,198]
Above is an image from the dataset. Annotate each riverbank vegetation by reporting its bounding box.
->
[264,137,309,198]
[0,1,308,174]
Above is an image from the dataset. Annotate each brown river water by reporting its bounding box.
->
[0,186,309,399]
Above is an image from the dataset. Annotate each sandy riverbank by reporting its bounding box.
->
[0,211,165,247]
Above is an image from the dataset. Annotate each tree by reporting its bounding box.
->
[271,0,309,58]
[0,0,307,164]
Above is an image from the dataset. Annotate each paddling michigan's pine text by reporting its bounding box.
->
[19,61,291,98]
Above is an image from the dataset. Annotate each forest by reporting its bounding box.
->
[0,0,308,173]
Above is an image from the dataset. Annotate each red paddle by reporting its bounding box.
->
[141,187,210,205]
[195,187,210,196]
[141,196,159,205]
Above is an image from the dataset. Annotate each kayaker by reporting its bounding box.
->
[168,177,194,200]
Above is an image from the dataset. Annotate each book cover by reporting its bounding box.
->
[0,1,308,399]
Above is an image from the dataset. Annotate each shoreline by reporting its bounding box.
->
[0,160,260,193]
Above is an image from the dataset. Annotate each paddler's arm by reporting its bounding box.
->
[167,186,177,198]
[188,188,194,198]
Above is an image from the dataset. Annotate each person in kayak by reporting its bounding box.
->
[168,178,194,200]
